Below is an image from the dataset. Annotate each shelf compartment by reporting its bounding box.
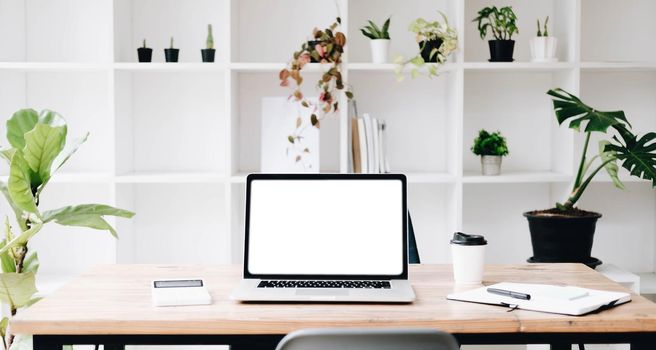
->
[462,183,556,264]
[113,0,229,63]
[115,183,229,264]
[0,71,113,175]
[349,71,459,174]
[114,71,226,174]
[232,71,341,174]
[24,183,117,275]
[581,0,656,62]
[234,0,342,63]
[463,70,575,175]
[0,0,112,62]
[347,0,459,64]
[464,0,577,63]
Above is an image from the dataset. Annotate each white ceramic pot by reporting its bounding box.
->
[530,36,558,63]
[481,155,502,176]
[370,39,390,64]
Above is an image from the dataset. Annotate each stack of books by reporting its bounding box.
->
[350,113,390,174]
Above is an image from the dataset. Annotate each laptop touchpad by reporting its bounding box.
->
[296,289,349,296]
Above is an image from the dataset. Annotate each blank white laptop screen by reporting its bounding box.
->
[247,179,404,276]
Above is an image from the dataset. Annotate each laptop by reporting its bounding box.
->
[231,173,416,303]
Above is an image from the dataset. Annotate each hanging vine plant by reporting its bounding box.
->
[279,17,353,164]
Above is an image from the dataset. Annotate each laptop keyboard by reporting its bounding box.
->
[257,280,391,289]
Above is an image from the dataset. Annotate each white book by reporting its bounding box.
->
[357,118,368,174]
[371,118,380,173]
[447,282,631,316]
[362,113,375,174]
[378,121,385,173]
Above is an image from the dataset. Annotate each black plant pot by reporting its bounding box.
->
[137,47,152,62]
[524,211,602,268]
[488,39,515,62]
[201,48,216,62]
[164,48,179,62]
[418,39,443,63]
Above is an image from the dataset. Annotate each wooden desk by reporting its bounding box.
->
[11,264,656,350]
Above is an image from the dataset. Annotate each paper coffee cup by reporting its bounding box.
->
[450,232,487,284]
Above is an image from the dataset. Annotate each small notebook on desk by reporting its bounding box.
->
[447,282,631,316]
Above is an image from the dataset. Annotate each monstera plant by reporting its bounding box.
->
[524,89,656,267]
[0,109,135,350]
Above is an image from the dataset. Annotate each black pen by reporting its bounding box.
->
[487,287,531,300]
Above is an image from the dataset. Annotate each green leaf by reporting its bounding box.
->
[8,151,39,215]
[23,251,39,274]
[382,17,391,38]
[0,240,15,273]
[52,214,118,238]
[547,88,630,133]
[0,181,28,231]
[23,123,67,186]
[0,223,43,256]
[0,317,8,342]
[605,130,656,187]
[0,147,15,164]
[6,109,39,149]
[599,140,625,190]
[53,132,88,172]
[41,204,135,239]
[24,296,42,307]
[0,271,38,308]
[310,114,319,127]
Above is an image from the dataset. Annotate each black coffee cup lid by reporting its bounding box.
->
[450,232,487,245]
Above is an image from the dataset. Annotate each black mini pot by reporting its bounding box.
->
[164,48,179,62]
[137,47,152,62]
[418,39,443,63]
[488,39,515,62]
[524,211,602,268]
[201,48,215,62]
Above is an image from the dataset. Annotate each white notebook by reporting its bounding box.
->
[447,282,631,316]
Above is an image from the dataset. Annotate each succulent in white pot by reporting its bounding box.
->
[361,17,391,64]
[530,16,558,62]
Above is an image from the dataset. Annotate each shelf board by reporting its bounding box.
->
[114,62,226,72]
[115,171,225,183]
[580,61,656,71]
[0,172,112,183]
[0,62,110,72]
[463,171,571,184]
[404,172,457,183]
[229,62,341,73]
[348,62,457,73]
[463,61,575,72]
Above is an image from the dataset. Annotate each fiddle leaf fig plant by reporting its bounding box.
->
[0,109,135,349]
[547,88,656,211]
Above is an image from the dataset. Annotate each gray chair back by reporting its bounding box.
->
[275,328,459,350]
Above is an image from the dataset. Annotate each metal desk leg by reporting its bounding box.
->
[33,335,63,350]
[104,345,126,350]
[631,342,651,350]
[551,343,571,350]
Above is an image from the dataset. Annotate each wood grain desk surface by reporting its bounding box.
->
[11,264,656,335]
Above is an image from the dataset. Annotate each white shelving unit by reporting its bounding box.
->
[0,0,655,287]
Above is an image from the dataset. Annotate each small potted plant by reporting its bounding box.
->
[137,39,152,62]
[473,6,518,62]
[164,36,179,62]
[530,16,558,62]
[471,129,509,175]
[394,11,458,79]
[202,24,215,62]
[360,17,391,64]
[524,88,656,267]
